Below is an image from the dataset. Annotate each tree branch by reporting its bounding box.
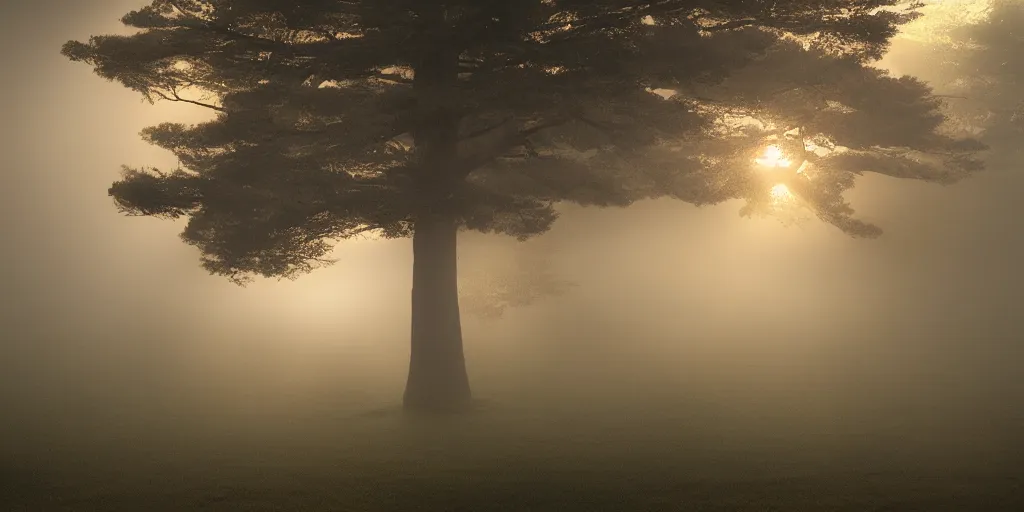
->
[373,72,414,85]
[166,0,292,51]
[521,117,571,138]
[152,89,225,112]
[454,117,572,178]
[461,117,515,141]
[700,18,757,32]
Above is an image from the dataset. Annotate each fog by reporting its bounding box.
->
[2,1,1022,509]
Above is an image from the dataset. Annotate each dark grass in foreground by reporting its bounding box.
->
[4,400,1021,511]
[4,466,1022,511]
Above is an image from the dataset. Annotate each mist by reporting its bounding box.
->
[2,1,1022,509]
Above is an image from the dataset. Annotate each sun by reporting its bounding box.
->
[755,145,793,168]
[769,183,793,203]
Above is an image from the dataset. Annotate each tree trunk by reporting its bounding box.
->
[403,211,472,413]
[403,18,471,413]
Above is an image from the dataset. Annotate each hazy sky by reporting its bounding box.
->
[2,0,1022,472]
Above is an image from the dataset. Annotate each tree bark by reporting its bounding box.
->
[403,211,472,413]
[403,14,472,413]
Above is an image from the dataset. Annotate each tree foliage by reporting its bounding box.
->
[889,1,1024,149]
[943,0,1024,142]
[64,0,983,285]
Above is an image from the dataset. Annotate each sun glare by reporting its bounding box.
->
[898,0,992,44]
[769,183,793,203]
[755,145,792,168]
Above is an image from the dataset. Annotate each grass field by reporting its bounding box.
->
[4,391,1021,511]
[4,318,1021,511]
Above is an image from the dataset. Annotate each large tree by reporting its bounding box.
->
[64,0,983,413]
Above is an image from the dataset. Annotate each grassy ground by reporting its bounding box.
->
[4,396,1021,511]
[4,327,1021,511]
[6,469,1022,511]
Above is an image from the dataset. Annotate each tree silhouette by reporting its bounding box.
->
[890,1,1024,152]
[942,0,1024,149]
[64,1,983,413]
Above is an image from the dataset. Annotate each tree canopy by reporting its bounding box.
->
[940,0,1024,145]
[64,0,984,285]
[888,0,1024,150]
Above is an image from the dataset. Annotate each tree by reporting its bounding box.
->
[888,1,1024,152]
[63,0,983,413]
[941,0,1024,149]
